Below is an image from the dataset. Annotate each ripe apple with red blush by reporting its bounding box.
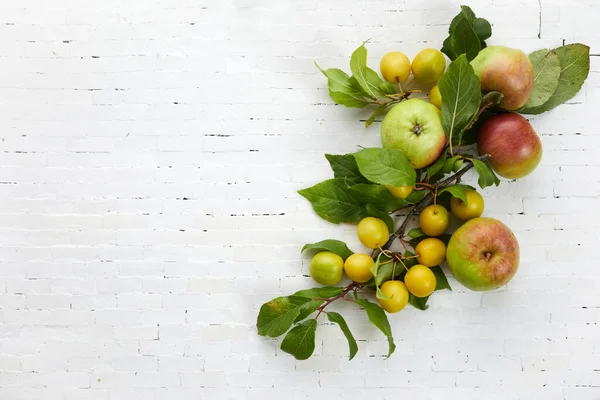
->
[477,113,542,179]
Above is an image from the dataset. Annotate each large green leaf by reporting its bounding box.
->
[327,312,358,360]
[438,55,481,152]
[315,63,370,108]
[294,300,326,322]
[256,296,313,337]
[442,6,491,60]
[353,148,417,187]
[325,154,368,186]
[521,49,561,110]
[349,184,407,212]
[471,159,500,189]
[354,298,396,357]
[298,179,367,223]
[301,239,354,260]
[450,17,481,61]
[280,319,317,360]
[521,43,590,114]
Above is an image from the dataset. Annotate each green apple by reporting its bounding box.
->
[309,251,344,285]
[380,98,446,169]
[446,217,519,291]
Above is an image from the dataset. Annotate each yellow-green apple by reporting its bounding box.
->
[309,251,343,285]
[446,217,519,291]
[471,46,534,110]
[477,113,542,179]
[381,99,446,169]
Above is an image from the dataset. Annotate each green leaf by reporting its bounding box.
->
[442,155,462,174]
[280,319,317,360]
[410,233,452,248]
[325,154,368,186]
[301,240,354,261]
[481,91,504,107]
[450,17,481,61]
[472,17,492,41]
[472,159,500,189]
[295,299,325,322]
[407,227,425,239]
[443,6,491,61]
[431,266,451,291]
[315,63,370,108]
[350,44,383,100]
[365,104,389,128]
[459,108,494,146]
[520,49,561,110]
[365,204,394,232]
[369,251,417,285]
[298,179,367,224]
[521,44,590,114]
[453,92,503,147]
[353,148,417,187]
[379,80,397,95]
[293,286,344,299]
[354,299,396,357]
[426,154,448,179]
[405,189,427,204]
[438,55,482,152]
[327,312,358,360]
[409,293,429,310]
[439,184,476,204]
[349,183,407,212]
[441,37,455,60]
[256,295,313,337]
[369,254,389,300]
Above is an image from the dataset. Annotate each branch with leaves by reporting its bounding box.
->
[256,4,591,362]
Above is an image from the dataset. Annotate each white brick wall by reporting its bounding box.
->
[0,0,599,399]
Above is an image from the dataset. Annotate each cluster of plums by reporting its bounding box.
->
[309,187,485,313]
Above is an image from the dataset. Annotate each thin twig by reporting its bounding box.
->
[314,282,360,319]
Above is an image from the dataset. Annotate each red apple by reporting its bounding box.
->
[471,46,534,110]
[446,217,519,291]
[477,113,542,179]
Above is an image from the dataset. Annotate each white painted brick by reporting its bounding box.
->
[0,1,597,398]
[139,340,185,357]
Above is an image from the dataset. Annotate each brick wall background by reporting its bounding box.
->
[0,0,599,399]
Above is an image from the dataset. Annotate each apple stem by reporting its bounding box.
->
[484,252,492,261]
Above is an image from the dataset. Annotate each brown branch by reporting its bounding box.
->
[314,282,360,319]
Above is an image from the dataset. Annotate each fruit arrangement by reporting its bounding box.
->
[256,5,590,360]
